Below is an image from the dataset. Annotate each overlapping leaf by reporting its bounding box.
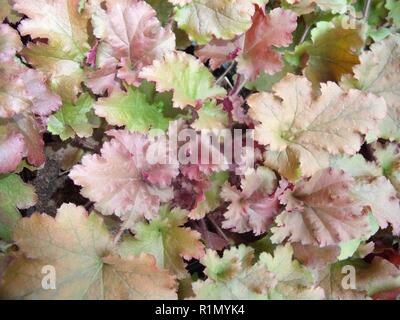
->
[0,204,177,299]
[14,0,90,100]
[89,0,175,87]
[248,74,386,179]
[69,129,179,226]
[140,51,226,109]
[119,206,204,278]
[174,0,257,44]
[271,168,371,247]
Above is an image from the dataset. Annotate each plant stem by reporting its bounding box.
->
[84,200,94,209]
[216,62,235,85]
[299,24,311,44]
[74,137,99,152]
[230,74,242,95]
[207,216,231,244]
[363,0,372,22]
[200,219,210,246]
[113,227,125,245]
[230,74,246,97]
[224,76,234,89]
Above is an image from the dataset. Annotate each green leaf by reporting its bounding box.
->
[146,0,174,25]
[245,61,294,92]
[338,215,379,260]
[189,171,229,219]
[94,86,170,133]
[138,80,190,119]
[260,244,324,299]
[192,101,228,131]
[260,244,314,285]
[295,17,366,87]
[0,0,22,23]
[119,206,204,279]
[193,245,274,299]
[330,154,381,178]
[386,0,400,28]
[48,94,100,140]
[140,51,226,109]
[0,174,36,242]
[368,27,392,41]
[174,0,256,45]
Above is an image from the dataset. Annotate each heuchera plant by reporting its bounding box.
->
[0,0,400,300]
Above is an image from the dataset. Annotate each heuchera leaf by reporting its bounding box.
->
[330,154,381,178]
[319,258,400,299]
[189,171,229,219]
[248,74,386,180]
[237,7,297,81]
[15,0,89,60]
[259,244,325,299]
[0,25,60,172]
[351,34,400,142]
[194,6,297,81]
[0,59,61,118]
[0,24,61,119]
[195,37,243,70]
[192,245,275,299]
[174,0,257,45]
[69,130,178,226]
[94,86,169,132]
[192,101,228,131]
[271,168,371,247]
[0,125,25,173]
[284,0,348,15]
[374,142,400,194]
[48,94,100,140]
[89,0,175,86]
[295,18,366,87]
[351,176,400,235]
[220,167,283,235]
[0,115,47,172]
[119,205,204,279]
[14,0,90,100]
[0,0,22,23]
[0,174,36,242]
[0,24,22,60]
[21,41,86,101]
[331,149,400,237]
[0,203,177,299]
[194,244,324,300]
[261,244,313,284]
[386,0,400,28]
[291,243,340,269]
[140,51,226,109]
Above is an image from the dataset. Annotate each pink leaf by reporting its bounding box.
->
[195,37,243,70]
[21,69,62,116]
[85,61,121,95]
[70,130,179,225]
[272,168,371,247]
[0,130,25,173]
[237,7,297,80]
[221,168,286,235]
[92,0,175,86]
